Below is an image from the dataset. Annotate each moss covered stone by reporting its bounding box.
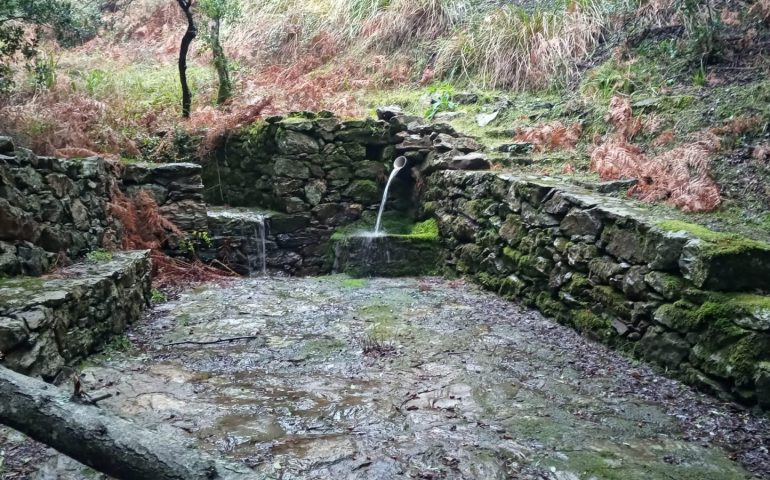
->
[694,332,770,387]
[638,327,691,369]
[564,273,590,296]
[534,292,567,319]
[658,220,770,256]
[660,220,770,291]
[589,285,632,319]
[653,301,701,332]
[644,271,685,300]
[499,215,526,247]
[572,309,613,339]
[344,179,379,204]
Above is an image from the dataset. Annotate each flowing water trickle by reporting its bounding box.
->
[253,214,267,276]
[374,156,407,235]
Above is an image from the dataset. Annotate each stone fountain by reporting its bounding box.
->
[331,157,443,277]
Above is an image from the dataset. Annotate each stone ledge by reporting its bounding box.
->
[435,170,770,292]
[0,250,151,379]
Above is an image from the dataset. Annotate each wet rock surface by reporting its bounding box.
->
[7,276,769,479]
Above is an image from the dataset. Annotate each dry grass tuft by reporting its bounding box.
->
[607,95,642,140]
[720,8,742,27]
[436,2,614,89]
[364,0,466,49]
[750,0,770,24]
[753,143,770,162]
[514,121,582,152]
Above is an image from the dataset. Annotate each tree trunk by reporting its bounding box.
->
[0,365,254,480]
[177,0,197,118]
[210,16,232,105]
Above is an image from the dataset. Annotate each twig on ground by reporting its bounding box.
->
[164,335,261,347]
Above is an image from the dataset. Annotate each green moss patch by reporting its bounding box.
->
[408,218,439,239]
[573,309,612,336]
[342,278,367,288]
[657,220,770,257]
[332,215,439,241]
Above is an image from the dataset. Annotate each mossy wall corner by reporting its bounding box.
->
[425,169,770,410]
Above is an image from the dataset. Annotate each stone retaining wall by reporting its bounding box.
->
[424,170,770,408]
[0,251,151,379]
[0,138,207,273]
[0,143,114,276]
[122,162,208,232]
[0,141,187,379]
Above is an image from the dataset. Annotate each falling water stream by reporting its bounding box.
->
[373,156,407,235]
[252,215,267,275]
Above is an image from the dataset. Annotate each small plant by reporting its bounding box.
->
[83,69,108,96]
[360,334,397,358]
[180,230,213,254]
[424,85,457,119]
[29,51,59,90]
[151,288,168,303]
[86,249,113,262]
[177,313,191,326]
[677,0,722,64]
[105,335,134,353]
[692,63,707,87]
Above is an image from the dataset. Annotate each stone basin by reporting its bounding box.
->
[7,275,765,479]
[331,218,443,277]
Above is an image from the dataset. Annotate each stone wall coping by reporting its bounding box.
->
[0,250,151,313]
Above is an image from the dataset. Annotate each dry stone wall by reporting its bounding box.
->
[196,111,489,274]
[424,170,770,409]
[0,251,151,379]
[122,162,208,232]
[0,142,114,276]
[0,140,176,378]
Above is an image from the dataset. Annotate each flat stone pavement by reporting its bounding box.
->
[2,276,769,479]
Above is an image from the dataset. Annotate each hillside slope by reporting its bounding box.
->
[1,0,769,231]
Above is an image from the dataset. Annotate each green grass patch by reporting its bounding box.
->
[342,277,367,288]
[85,249,113,263]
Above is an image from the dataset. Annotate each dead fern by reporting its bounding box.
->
[106,175,234,288]
[607,95,642,141]
[590,96,723,213]
[514,121,582,152]
[193,97,273,157]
